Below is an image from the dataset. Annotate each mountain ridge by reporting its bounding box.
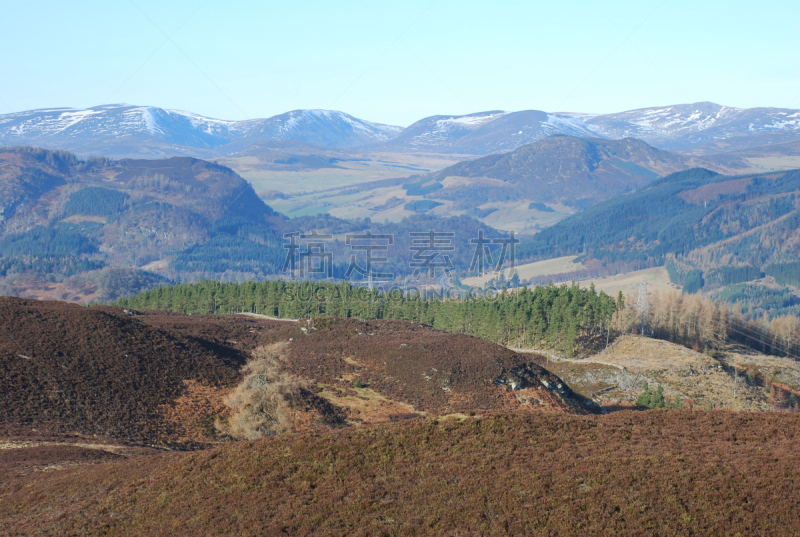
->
[425,135,712,204]
[579,102,800,153]
[3,102,800,159]
[0,105,403,158]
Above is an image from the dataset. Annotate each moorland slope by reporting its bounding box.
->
[2,411,800,535]
[0,297,597,449]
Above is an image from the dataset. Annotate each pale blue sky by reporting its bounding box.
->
[1,0,798,126]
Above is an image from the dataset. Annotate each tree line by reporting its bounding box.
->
[113,280,620,357]
[764,262,800,287]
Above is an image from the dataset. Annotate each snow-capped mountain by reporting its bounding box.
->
[0,105,403,158]
[1,102,799,158]
[579,102,800,153]
[380,110,602,154]
[222,109,403,153]
[0,105,238,157]
[380,103,800,155]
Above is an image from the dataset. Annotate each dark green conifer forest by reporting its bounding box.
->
[114,280,618,356]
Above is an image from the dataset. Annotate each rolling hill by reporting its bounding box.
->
[336,136,745,233]
[423,136,717,206]
[3,411,800,535]
[0,147,511,301]
[515,166,800,311]
[0,297,268,447]
[0,147,288,300]
[518,167,800,264]
[3,297,800,535]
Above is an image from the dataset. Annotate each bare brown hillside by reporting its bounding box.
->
[0,298,596,451]
[3,411,800,536]
[0,297,280,447]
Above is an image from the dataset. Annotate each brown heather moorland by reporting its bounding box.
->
[0,297,293,448]
[0,297,599,450]
[2,411,800,536]
[4,297,800,535]
[282,316,600,417]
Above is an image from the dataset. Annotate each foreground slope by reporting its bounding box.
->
[284,317,599,417]
[538,334,800,412]
[0,297,285,447]
[2,411,800,535]
[0,297,597,449]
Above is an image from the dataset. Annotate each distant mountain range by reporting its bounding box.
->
[377,110,598,154]
[0,105,402,158]
[388,103,800,155]
[577,102,800,153]
[1,102,799,158]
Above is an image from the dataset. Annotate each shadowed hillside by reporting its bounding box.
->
[517,167,800,268]
[0,297,282,447]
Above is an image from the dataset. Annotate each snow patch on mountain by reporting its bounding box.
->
[581,103,800,151]
[141,108,159,135]
[361,119,404,136]
[544,114,603,137]
[437,112,507,128]
[2,108,102,137]
[174,110,238,136]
